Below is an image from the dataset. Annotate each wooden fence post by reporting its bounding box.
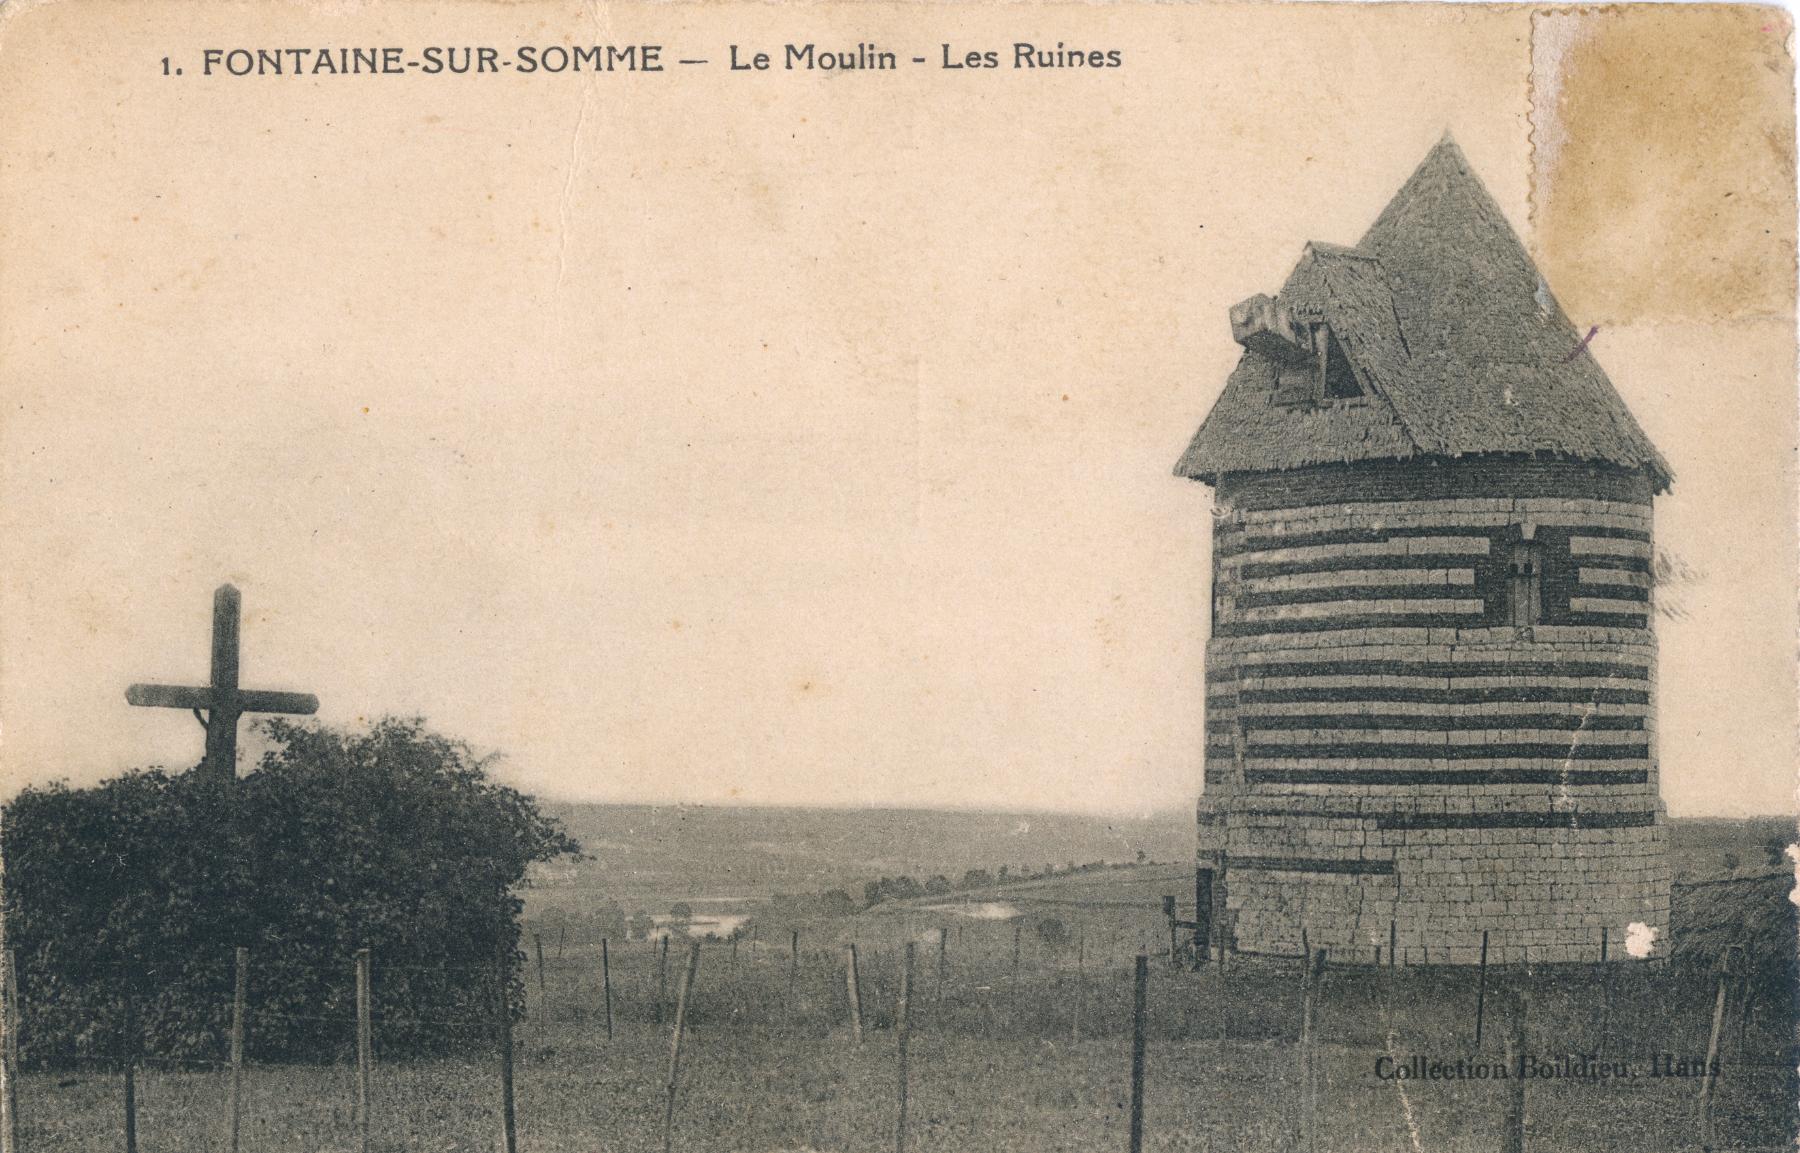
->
[495,943,518,1153]
[1733,966,1753,1059]
[1130,955,1148,1153]
[123,1053,136,1153]
[846,944,864,1045]
[789,930,800,1010]
[1072,927,1085,1044]
[1699,947,1740,1150]
[1,948,19,1153]
[601,938,614,1041]
[936,929,948,1004]
[655,935,670,1025]
[662,943,702,1153]
[1298,943,1314,1044]
[896,943,914,1153]
[229,946,247,1153]
[533,934,548,1008]
[355,948,372,1153]
[1502,994,1529,1153]
[1011,922,1022,988]
[1474,930,1489,1048]
[1597,946,1616,1057]
[122,992,138,1153]
[1299,948,1325,1153]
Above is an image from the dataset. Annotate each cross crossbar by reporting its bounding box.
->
[125,685,320,714]
[125,584,319,783]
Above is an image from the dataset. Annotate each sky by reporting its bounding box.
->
[1,1,1793,817]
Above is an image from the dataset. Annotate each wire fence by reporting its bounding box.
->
[3,913,1795,1153]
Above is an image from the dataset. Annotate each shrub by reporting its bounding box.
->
[2,717,577,1068]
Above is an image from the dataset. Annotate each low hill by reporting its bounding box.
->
[526,802,1193,914]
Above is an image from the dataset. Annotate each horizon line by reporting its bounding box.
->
[524,793,1800,823]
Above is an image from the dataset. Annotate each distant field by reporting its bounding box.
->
[1668,816,1796,883]
[522,803,1793,924]
[525,802,1195,915]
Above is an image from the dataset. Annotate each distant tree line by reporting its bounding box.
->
[520,852,1166,953]
[728,856,1150,920]
[855,858,1145,908]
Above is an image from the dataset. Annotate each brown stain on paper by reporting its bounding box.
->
[1530,5,1796,324]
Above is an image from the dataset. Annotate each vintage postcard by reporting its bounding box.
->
[0,1,1794,1151]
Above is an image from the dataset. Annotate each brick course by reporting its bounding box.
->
[1198,458,1670,963]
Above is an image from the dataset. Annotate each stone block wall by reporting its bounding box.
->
[1197,458,1671,964]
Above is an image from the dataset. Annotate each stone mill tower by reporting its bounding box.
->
[1174,137,1672,965]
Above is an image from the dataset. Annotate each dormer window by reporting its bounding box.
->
[1272,325,1361,406]
[1319,327,1362,399]
[1230,296,1363,409]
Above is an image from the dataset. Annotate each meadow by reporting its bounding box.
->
[20,872,1797,1152]
[16,812,1796,1152]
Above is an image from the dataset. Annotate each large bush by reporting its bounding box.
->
[2,718,578,1068]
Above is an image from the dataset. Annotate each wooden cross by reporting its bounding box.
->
[126,584,319,783]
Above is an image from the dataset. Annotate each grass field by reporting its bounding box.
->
[19,888,1796,1153]
[19,816,1798,1151]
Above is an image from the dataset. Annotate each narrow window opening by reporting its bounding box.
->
[1507,540,1543,625]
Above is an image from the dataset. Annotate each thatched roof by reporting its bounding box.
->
[1174,136,1673,492]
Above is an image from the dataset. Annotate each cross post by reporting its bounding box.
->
[127,584,319,784]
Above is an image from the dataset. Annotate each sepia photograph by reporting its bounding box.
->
[0,1,1794,1150]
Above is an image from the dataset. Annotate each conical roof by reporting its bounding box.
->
[1174,136,1672,491]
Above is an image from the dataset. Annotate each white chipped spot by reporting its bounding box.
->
[1624,922,1658,958]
